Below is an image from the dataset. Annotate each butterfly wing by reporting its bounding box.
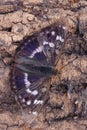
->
[16,36,48,65]
[12,19,68,112]
[38,21,68,65]
[16,20,68,66]
[12,36,49,111]
[12,68,47,110]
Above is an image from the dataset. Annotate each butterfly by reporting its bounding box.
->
[12,19,68,114]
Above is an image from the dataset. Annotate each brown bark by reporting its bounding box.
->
[0,0,87,130]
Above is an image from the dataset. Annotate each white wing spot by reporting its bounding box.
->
[46,31,49,34]
[49,42,55,48]
[13,85,16,89]
[59,25,61,27]
[37,46,43,52]
[56,35,61,40]
[22,98,25,103]
[56,35,64,42]
[18,95,22,99]
[24,73,31,88]
[26,88,31,93]
[62,26,66,30]
[29,46,43,58]
[24,42,27,46]
[43,41,54,48]
[55,49,59,54]
[26,100,31,105]
[28,40,31,42]
[32,111,38,115]
[34,99,43,105]
[51,31,55,36]
[43,41,49,45]
[26,88,38,96]
[32,90,38,95]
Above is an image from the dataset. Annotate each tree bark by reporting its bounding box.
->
[0,0,87,130]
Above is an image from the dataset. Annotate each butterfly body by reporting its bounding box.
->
[12,20,68,112]
[15,55,57,77]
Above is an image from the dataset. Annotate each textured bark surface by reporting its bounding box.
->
[0,0,87,130]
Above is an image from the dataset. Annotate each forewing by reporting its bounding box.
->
[38,21,68,65]
[16,36,48,65]
[16,20,68,66]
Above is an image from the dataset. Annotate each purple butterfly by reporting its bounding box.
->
[12,20,68,113]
